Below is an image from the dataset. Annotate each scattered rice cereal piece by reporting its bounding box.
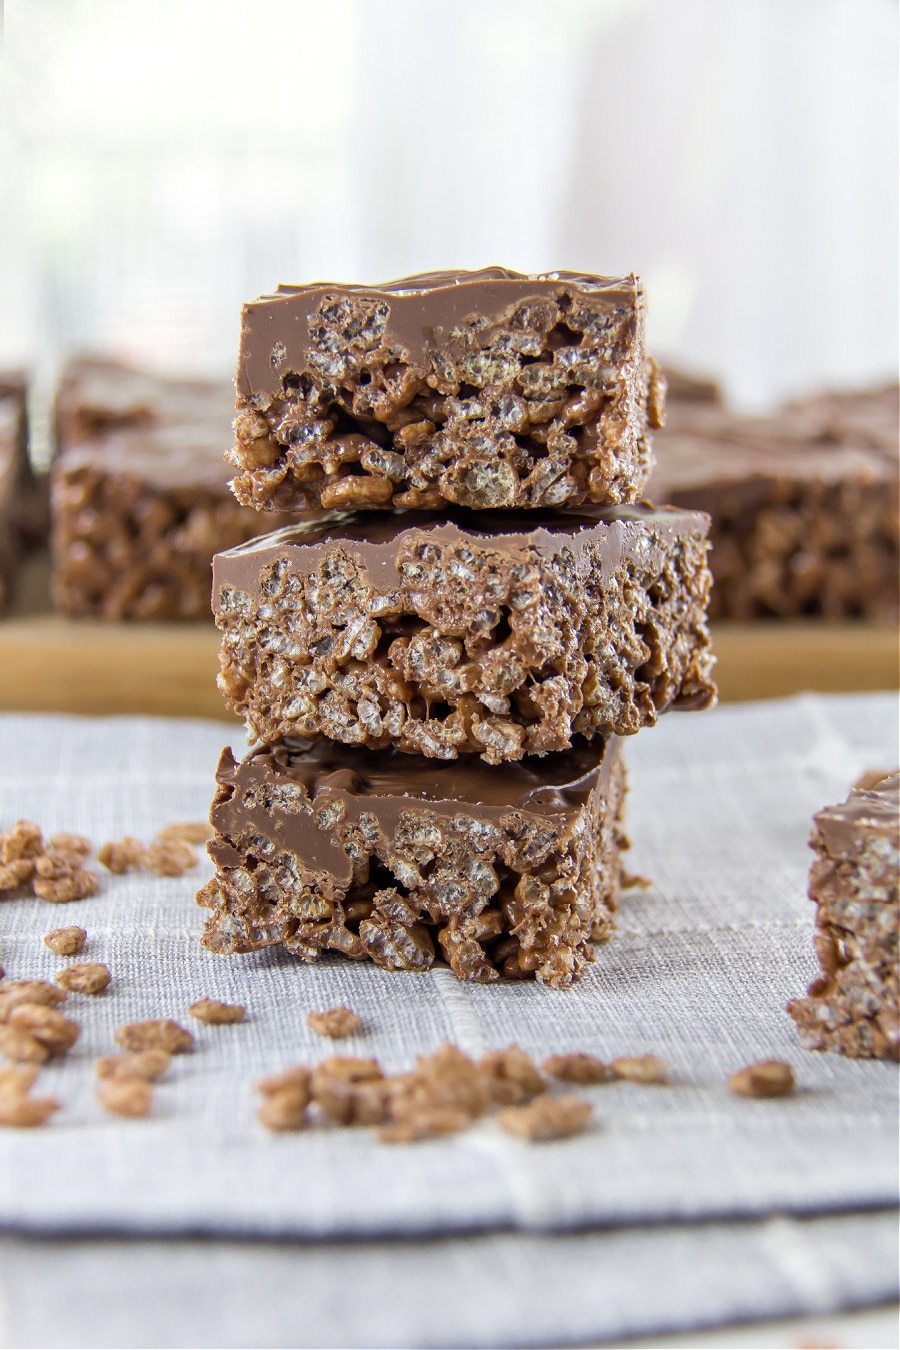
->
[315,1076,393,1127]
[620,869,653,890]
[47,833,92,857]
[255,1066,311,1100]
[0,1064,40,1094]
[55,962,111,995]
[143,839,198,876]
[44,926,87,956]
[0,1024,50,1064]
[115,1019,194,1054]
[188,997,245,1025]
[306,1005,362,1039]
[96,1050,172,1081]
[0,1093,61,1128]
[8,1003,80,1054]
[498,1094,593,1141]
[97,837,145,874]
[479,1046,546,1106]
[310,1057,383,1096]
[542,1052,614,1085]
[611,1055,670,1085]
[32,863,100,904]
[258,1088,308,1132]
[0,980,67,1015]
[0,858,35,893]
[0,820,44,864]
[156,822,213,844]
[379,1107,470,1144]
[97,1078,152,1118]
[728,1060,796,1099]
[392,1045,488,1123]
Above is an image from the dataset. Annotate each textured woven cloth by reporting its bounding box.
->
[0,694,896,1240]
[0,1212,897,1349]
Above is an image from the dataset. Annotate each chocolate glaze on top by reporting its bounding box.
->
[238,266,641,399]
[212,736,621,882]
[814,773,900,863]
[214,502,707,597]
[259,735,611,810]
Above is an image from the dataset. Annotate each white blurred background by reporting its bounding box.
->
[1,0,897,425]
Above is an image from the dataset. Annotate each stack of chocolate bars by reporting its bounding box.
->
[198,269,716,987]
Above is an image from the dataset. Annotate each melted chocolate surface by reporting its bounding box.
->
[238,266,640,398]
[214,502,707,596]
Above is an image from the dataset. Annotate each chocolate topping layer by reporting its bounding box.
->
[238,268,642,400]
[200,735,627,987]
[214,502,708,597]
[237,735,607,817]
[211,738,615,882]
[814,773,900,861]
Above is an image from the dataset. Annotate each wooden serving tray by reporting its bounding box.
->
[0,615,894,720]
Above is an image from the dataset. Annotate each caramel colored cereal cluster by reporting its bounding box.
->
[0,1062,61,1128]
[96,1050,171,1081]
[542,1052,614,1085]
[44,926,87,956]
[610,1054,670,1085]
[188,997,245,1025]
[55,962,111,995]
[727,1060,795,1099]
[98,834,199,877]
[254,1042,593,1145]
[498,1094,593,1141]
[307,1005,362,1039]
[0,821,99,904]
[114,1019,194,1054]
[97,1077,153,1118]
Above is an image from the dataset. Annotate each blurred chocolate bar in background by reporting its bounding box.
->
[51,359,293,620]
[649,375,899,621]
[0,372,48,613]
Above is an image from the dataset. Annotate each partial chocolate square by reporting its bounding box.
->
[197,735,628,989]
[214,503,715,762]
[230,268,663,514]
[779,383,899,466]
[650,380,899,621]
[788,773,899,1060]
[0,373,46,612]
[51,359,291,620]
[55,358,227,446]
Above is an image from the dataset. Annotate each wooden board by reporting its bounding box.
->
[0,616,894,720]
